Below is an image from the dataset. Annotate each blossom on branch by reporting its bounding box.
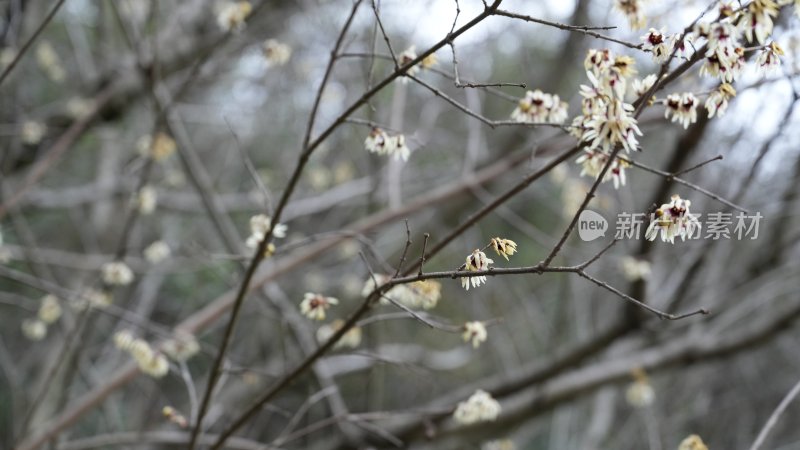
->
[453,390,501,425]
[300,292,338,321]
[705,83,736,118]
[664,93,699,129]
[462,321,488,348]
[490,237,518,261]
[461,249,493,291]
[645,194,701,243]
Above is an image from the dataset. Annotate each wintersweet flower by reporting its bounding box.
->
[645,194,701,243]
[144,240,171,263]
[625,368,655,407]
[641,28,672,64]
[490,238,518,261]
[37,294,62,324]
[453,390,501,425]
[398,46,419,81]
[581,98,642,153]
[631,74,657,104]
[615,0,645,30]
[22,319,47,341]
[102,261,134,286]
[741,0,779,44]
[161,331,200,362]
[217,1,252,32]
[678,434,709,450]
[705,83,736,118]
[462,321,488,348]
[21,121,47,145]
[316,319,362,349]
[364,128,411,161]
[620,256,651,281]
[461,249,493,290]
[756,41,784,75]
[300,293,338,321]
[263,39,291,66]
[576,150,631,189]
[664,93,699,129]
[510,90,568,124]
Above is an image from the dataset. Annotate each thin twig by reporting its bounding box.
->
[0,0,67,86]
[418,233,430,276]
[749,377,800,450]
[394,220,412,278]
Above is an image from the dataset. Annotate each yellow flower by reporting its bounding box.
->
[678,434,708,450]
[490,238,518,261]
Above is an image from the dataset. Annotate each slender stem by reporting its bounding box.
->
[0,0,67,87]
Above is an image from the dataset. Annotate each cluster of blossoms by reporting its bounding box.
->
[396,45,437,82]
[263,39,292,66]
[364,127,411,161]
[21,294,63,341]
[137,132,176,162]
[316,319,362,349]
[615,0,646,30]
[136,185,157,215]
[36,41,65,83]
[102,261,134,286]
[645,194,702,243]
[575,150,631,189]
[461,249,493,291]
[678,434,709,450]
[510,90,569,124]
[620,256,651,281]
[73,288,112,310]
[161,331,200,362]
[245,213,287,255]
[461,238,518,291]
[144,240,171,264]
[462,321,488,348]
[114,330,169,378]
[216,1,252,32]
[664,93,699,129]
[625,368,655,408]
[757,40,785,74]
[453,390,501,425]
[300,292,338,321]
[640,28,691,64]
[572,49,642,189]
[705,83,736,118]
[21,121,47,145]
[362,275,442,310]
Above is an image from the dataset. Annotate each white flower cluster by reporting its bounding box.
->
[640,28,690,64]
[453,390,501,425]
[510,90,569,124]
[364,127,411,162]
[263,39,291,66]
[705,83,736,119]
[216,1,252,32]
[462,321,488,348]
[144,240,171,263]
[21,121,47,145]
[576,150,630,189]
[21,294,64,341]
[645,194,702,243]
[362,274,442,310]
[300,292,338,321]
[102,261,134,286]
[461,249,493,291]
[615,0,645,30]
[114,330,169,378]
[161,331,200,362]
[620,256,651,281]
[245,214,287,252]
[664,93,699,129]
[316,319,362,349]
